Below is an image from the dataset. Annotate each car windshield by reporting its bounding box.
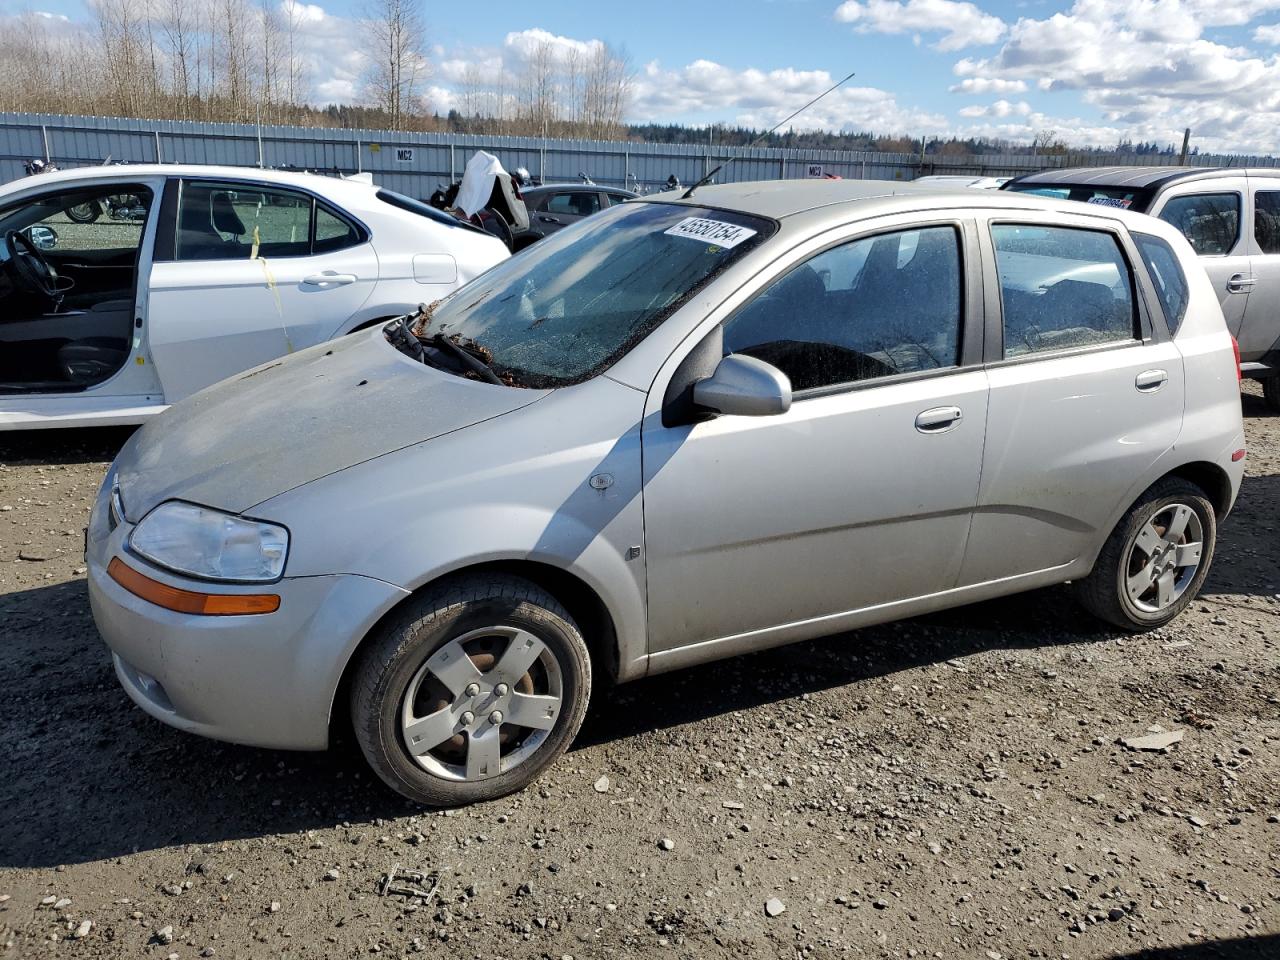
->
[419,202,775,387]
[1004,182,1152,211]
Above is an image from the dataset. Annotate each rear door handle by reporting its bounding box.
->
[915,406,963,433]
[1226,273,1257,293]
[303,272,357,286]
[1136,368,1168,392]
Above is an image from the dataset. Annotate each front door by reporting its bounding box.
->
[1150,179,1251,338]
[642,220,989,657]
[148,179,377,402]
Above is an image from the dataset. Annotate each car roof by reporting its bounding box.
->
[643,177,1091,219]
[1008,165,1280,190]
[635,178,1193,240]
[524,183,633,195]
[1,163,379,203]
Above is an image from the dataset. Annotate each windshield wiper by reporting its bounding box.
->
[429,333,504,385]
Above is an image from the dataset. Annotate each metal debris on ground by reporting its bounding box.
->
[378,863,442,903]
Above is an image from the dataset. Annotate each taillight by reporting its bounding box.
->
[1231,335,1242,382]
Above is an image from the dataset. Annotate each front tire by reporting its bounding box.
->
[1263,375,1280,412]
[350,574,591,806]
[1075,477,1216,631]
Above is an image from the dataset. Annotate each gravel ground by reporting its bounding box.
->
[1,387,1277,960]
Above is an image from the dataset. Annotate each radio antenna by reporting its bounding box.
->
[682,70,857,198]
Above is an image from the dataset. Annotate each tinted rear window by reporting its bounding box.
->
[1133,233,1190,335]
[1004,182,1151,211]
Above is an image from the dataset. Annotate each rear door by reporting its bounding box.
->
[532,190,602,235]
[147,178,377,402]
[1149,178,1251,338]
[960,212,1184,587]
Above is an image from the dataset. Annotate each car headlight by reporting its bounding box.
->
[129,501,289,583]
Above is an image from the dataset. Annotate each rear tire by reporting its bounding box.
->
[1075,477,1216,631]
[350,574,591,807]
[1263,375,1280,412]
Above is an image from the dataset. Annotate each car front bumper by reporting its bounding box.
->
[86,485,409,751]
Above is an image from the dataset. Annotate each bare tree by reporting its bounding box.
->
[281,0,310,111]
[361,0,428,130]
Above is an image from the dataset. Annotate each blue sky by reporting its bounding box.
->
[10,0,1280,153]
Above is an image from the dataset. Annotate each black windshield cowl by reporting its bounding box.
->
[385,314,518,386]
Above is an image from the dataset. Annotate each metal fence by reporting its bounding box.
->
[2,111,1279,196]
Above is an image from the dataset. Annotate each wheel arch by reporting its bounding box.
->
[1164,460,1233,518]
[327,559,622,746]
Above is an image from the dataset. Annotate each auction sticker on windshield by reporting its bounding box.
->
[664,217,758,248]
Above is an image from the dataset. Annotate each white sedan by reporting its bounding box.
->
[0,164,508,430]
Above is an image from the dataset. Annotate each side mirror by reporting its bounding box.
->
[27,225,58,250]
[692,353,792,418]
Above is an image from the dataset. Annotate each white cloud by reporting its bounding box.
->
[1255,23,1280,43]
[834,0,1006,51]
[949,76,1028,94]
[630,59,946,133]
[950,0,1280,153]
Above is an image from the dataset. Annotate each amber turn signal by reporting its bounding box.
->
[108,557,280,616]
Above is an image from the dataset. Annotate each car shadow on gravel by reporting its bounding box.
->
[0,426,136,465]
[1109,934,1280,959]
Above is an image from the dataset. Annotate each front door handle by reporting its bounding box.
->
[538,215,562,224]
[915,406,963,433]
[1226,273,1257,294]
[1136,369,1169,392]
[303,272,357,286]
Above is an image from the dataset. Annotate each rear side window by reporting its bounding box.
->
[724,226,963,392]
[174,182,364,261]
[992,224,1137,359]
[545,192,601,216]
[314,204,361,254]
[1254,191,1280,254]
[1133,233,1190,335]
[1157,193,1240,255]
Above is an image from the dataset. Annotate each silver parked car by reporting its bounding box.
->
[1005,166,1280,409]
[87,180,1246,806]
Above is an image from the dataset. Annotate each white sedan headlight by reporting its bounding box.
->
[129,501,289,583]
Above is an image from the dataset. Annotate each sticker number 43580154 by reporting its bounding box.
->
[664,217,758,248]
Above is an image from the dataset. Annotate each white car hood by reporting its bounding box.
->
[115,329,549,517]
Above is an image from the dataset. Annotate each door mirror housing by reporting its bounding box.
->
[692,353,792,418]
[27,225,58,250]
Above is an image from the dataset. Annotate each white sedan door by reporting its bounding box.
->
[147,179,377,402]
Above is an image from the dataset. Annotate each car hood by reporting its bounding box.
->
[115,329,550,517]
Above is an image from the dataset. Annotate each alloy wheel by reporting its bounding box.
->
[399,626,563,782]
[1124,502,1205,614]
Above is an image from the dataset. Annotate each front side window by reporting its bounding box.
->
[1157,193,1240,255]
[0,185,150,255]
[993,224,1137,358]
[174,182,362,261]
[416,202,774,387]
[1133,233,1190,336]
[723,226,963,392]
[1254,191,1280,254]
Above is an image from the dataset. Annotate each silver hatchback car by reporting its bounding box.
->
[87,180,1246,806]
